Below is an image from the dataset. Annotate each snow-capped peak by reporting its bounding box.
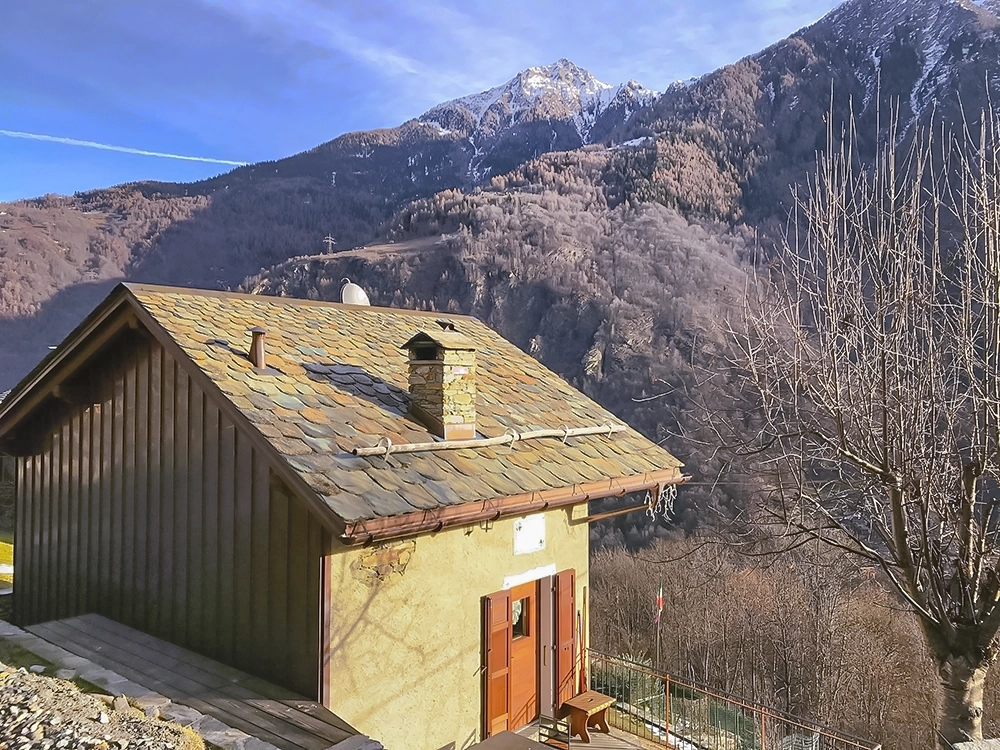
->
[797,0,1000,120]
[814,0,999,42]
[421,59,657,143]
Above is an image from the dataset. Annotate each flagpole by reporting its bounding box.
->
[656,615,661,672]
[654,580,663,672]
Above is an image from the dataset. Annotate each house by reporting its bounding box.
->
[0,283,685,750]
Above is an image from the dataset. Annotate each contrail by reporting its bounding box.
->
[0,129,248,166]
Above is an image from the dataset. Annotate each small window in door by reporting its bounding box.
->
[512,597,530,639]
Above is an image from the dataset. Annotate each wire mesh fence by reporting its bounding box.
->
[587,650,881,750]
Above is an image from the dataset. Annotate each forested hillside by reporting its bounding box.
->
[0,121,474,386]
[251,147,755,542]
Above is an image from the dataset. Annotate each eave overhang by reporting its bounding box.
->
[340,467,690,546]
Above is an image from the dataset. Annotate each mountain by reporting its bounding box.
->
[8,0,1000,495]
[612,0,1000,223]
[420,59,656,178]
[795,0,1000,122]
[0,61,650,389]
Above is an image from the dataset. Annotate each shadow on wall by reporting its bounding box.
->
[328,549,487,750]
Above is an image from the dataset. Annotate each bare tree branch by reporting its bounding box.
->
[721,104,1000,745]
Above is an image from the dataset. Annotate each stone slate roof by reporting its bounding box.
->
[125,284,682,524]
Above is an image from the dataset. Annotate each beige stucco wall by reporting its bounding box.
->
[325,505,590,750]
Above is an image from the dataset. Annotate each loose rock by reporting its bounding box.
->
[0,658,202,749]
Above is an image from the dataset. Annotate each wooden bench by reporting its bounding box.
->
[561,690,615,743]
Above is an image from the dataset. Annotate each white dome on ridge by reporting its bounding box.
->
[340,278,371,306]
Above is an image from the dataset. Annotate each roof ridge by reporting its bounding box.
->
[124,283,481,322]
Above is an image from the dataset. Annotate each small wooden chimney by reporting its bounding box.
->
[401,322,477,440]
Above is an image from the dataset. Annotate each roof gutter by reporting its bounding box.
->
[340,467,689,546]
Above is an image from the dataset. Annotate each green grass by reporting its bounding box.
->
[0,541,12,588]
[0,639,51,670]
[0,618,110,695]
[0,487,12,545]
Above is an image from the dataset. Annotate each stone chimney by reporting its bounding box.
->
[401,321,477,440]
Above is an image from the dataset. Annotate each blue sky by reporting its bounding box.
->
[1,0,841,202]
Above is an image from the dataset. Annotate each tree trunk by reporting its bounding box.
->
[938,654,988,747]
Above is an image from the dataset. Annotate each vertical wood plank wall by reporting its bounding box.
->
[12,334,325,698]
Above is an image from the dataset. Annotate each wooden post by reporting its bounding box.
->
[656,615,661,672]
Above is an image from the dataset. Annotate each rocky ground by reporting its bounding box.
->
[0,661,202,750]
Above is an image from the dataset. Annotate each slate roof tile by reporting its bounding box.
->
[480,471,529,498]
[272,437,311,456]
[422,479,466,506]
[125,285,682,523]
[399,482,442,510]
[255,423,283,440]
[361,489,413,516]
[300,422,336,439]
[412,460,453,483]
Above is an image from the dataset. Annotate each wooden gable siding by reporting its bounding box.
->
[13,333,326,698]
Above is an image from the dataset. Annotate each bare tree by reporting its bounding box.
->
[731,108,1000,745]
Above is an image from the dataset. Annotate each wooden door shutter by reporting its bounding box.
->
[555,569,576,707]
[483,589,512,738]
[537,574,556,719]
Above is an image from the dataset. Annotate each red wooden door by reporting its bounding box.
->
[483,590,512,738]
[555,569,576,707]
[509,580,538,729]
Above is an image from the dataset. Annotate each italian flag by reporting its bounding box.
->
[654,581,663,624]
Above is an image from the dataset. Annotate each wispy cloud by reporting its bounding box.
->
[201,0,425,77]
[0,129,247,166]
[197,0,535,105]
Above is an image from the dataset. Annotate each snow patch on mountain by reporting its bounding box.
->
[612,136,652,150]
[804,0,1000,120]
[421,59,657,144]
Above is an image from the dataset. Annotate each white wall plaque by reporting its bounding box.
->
[513,514,546,556]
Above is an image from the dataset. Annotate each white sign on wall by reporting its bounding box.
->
[513,514,546,555]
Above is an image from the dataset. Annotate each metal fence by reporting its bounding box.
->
[586,650,881,750]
